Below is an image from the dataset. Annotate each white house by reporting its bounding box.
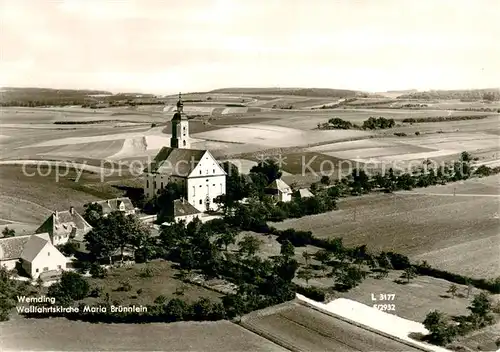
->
[21,235,68,279]
[143,93,227,213]
[35,207,92,251]
[92,197,136,216]
[266,178,293,203]
[0,233,68,279]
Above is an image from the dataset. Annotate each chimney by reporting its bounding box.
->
[180,196,185,204]
[69,206,75,215]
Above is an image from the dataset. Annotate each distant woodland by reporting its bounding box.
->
[397,88,500,101]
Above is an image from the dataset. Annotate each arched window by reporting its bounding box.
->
[183,140,186,146]
[146,179,149,188]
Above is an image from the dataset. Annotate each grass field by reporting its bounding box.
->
[0,165,129,223]
[241,302,421,352]
[0,318,287,352]
[83,260,221,306]
[272,175,500,278]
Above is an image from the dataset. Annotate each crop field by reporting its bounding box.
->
[271,175,500,278]
[241,302,421,352]
[0,319,287,352]
[192,124,371,148]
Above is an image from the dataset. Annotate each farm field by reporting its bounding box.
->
[271,175,500,278]
[0,318,287,352]
[0,165,128,224]
[192,123,371,148]
[241,301,421,352]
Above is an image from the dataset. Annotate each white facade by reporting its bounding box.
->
[172,119,190,149]
[0,259,17,271]
[144,151,226,213]
[21,241,68,279]
[275,191,292,203]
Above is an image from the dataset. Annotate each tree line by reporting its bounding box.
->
[317,116,396,130]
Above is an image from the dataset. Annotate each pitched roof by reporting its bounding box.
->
[172,199,202,217]
[266,178,292,193]
[0,233,50,261]
[35,210,92,241]
[20,236,49,262]
[298,188,314,198]
[94,197,135,214]
[144,147,207,176]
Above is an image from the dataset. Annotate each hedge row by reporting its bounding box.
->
[402,115,490,123]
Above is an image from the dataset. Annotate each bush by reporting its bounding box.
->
[295,284,328,302]
[415,131,420,136]
[89,263,107,279]
[116,280,132,292]
[394,132,407,137]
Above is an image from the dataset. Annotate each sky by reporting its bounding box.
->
[1,0,499,94]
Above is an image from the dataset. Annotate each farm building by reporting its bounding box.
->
[143,93,226,212]
[35,207,92,249]
[0,233,68,278]
[298,188,314,198]
[169,198,203,224]
[92,197,136,216]
[266,178,293,203]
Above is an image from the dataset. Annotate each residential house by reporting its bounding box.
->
[93,197,136,216]
[266,178,293,203]
[35,206,92,251]
[0,233,68,278]
[169,198,202,224]
[143,93,226,212]
[21,235,69,279]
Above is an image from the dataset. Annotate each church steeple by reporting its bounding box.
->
[170,92,190,149]
[176,92,183,113]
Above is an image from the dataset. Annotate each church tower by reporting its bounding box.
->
[170,92,190,149]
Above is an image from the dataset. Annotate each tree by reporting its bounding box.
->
[238,235,262,257]
[297,267,314,285]
[313,249,332,273]
[48,271,90,305]
[0,267,19,321]
[302,251,312,266]
[83,202,103,227]
[447,284,458,298]
[401,266,417,283]
[215,228,237,251]
[468,292,492,318]
[423,310,455,345]
[280,240,295,260]
[250,159,282,184]
[320,176,330,185]
[333,265,365,290]
[1,227,15,238]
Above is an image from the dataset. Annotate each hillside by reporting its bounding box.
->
[208,87,360,97]
[0,87,161,107]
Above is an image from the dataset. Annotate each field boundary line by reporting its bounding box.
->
[295,296,449,352]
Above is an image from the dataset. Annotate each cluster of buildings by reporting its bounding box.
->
[0,93,306,282]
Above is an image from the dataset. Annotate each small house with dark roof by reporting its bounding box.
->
[169,198,202,224]
[93,197,136,216]
[0,233,67,278]
[143,93,227,213]
[266,178,293,203]
[35,206,92,247]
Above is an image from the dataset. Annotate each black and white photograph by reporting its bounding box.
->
[0,0,499,351]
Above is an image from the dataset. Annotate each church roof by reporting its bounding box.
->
[144,147,207,176]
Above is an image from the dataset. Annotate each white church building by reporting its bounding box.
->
[143,94,226,212]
